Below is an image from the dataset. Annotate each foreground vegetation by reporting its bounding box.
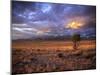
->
[12,40,96,74]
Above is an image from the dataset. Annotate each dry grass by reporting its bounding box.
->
[12,40,96,74]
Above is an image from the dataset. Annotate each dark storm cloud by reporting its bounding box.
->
[12,1,96,39]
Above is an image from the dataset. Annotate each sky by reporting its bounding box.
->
[12,1,96,40]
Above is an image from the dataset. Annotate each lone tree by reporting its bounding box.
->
[72,33,81,50]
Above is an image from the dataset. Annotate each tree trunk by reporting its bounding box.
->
[73,41,77,50]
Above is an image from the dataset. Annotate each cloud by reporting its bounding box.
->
[12,1,96,39]
[12,22,52,39]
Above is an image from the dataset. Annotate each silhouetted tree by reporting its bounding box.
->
[72,33,81,50]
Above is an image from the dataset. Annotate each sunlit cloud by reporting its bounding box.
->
[66,21,84,29]
[64,16,87,29]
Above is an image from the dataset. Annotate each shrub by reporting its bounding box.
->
[57,53,64,58]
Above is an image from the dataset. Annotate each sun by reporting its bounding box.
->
[66,21,83,29]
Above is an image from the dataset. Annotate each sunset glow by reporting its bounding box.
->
[66,21,83,29]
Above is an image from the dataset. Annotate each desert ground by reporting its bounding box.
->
[12,40,96,74]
